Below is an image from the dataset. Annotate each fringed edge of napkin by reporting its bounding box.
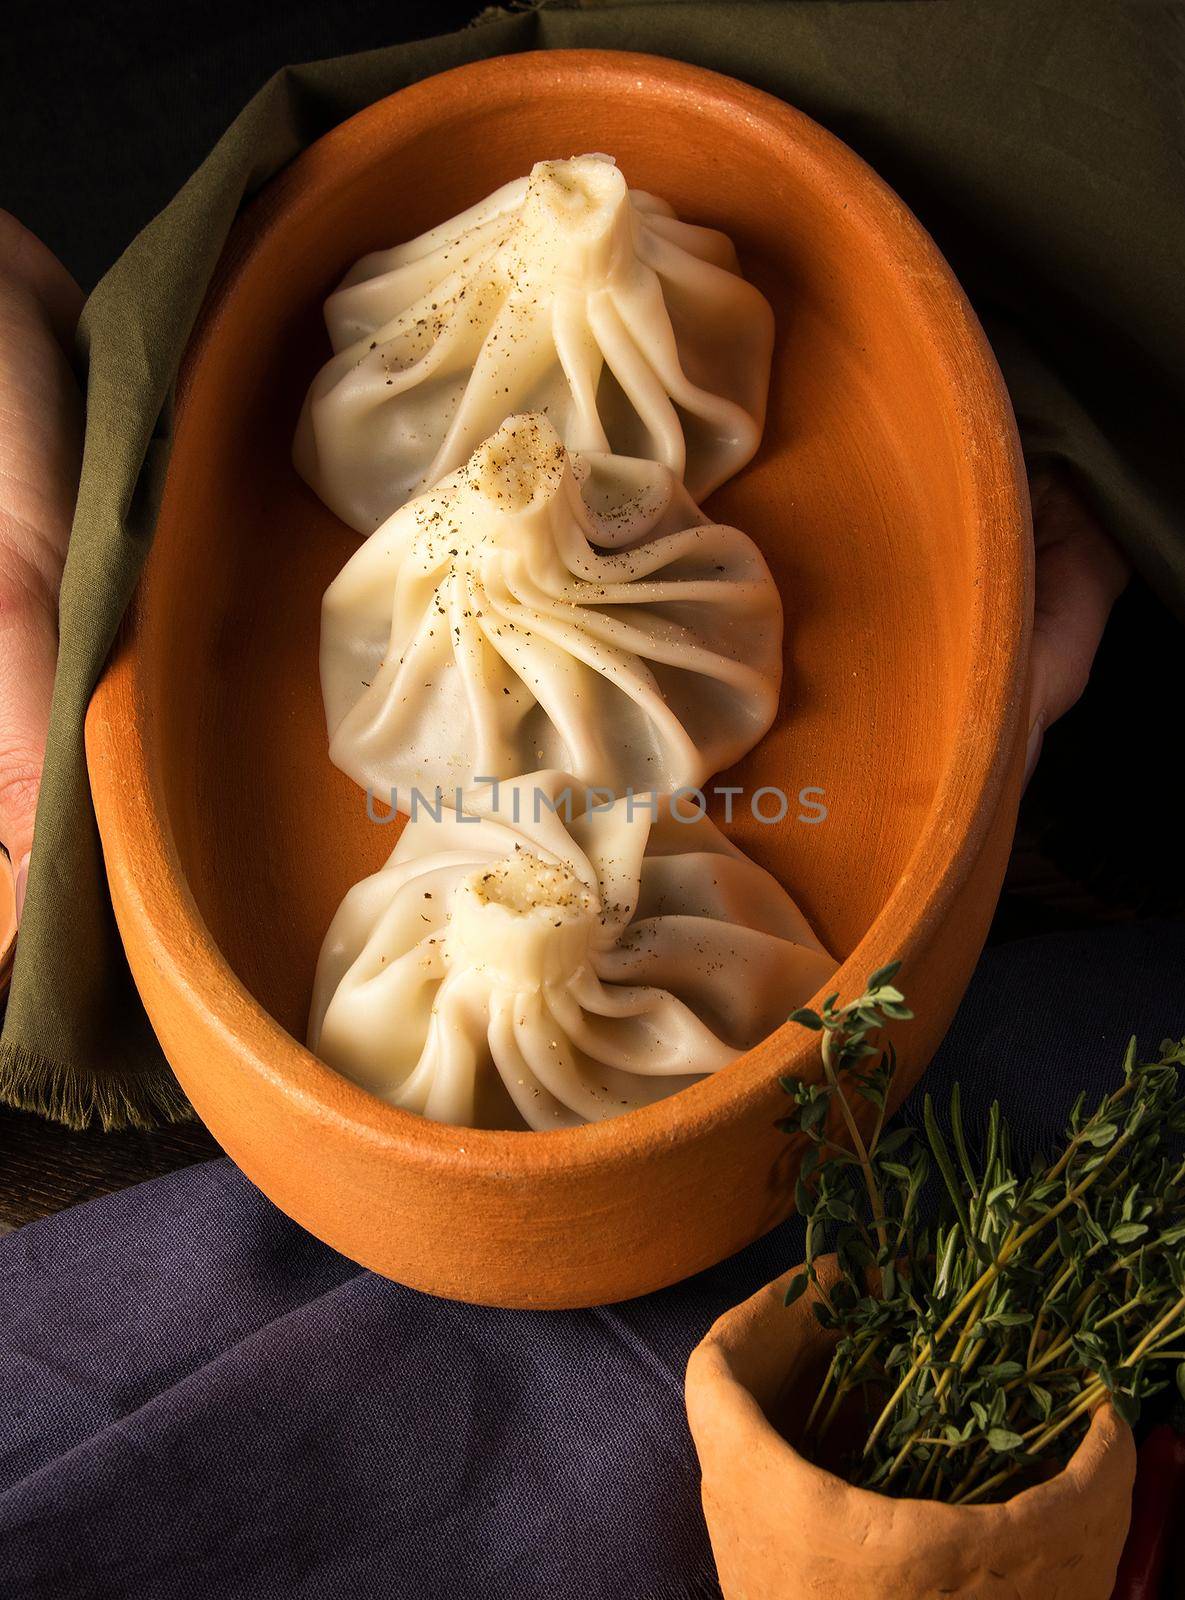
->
[0,1038,193,1132]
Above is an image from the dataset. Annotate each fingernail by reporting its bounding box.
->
[1023,715,1045,789]
[13,853,30,925]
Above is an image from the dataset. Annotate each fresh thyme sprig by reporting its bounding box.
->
[781,969,1185,1503]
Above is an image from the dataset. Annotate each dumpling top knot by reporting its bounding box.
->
[295,154,774,530]
[509,155,633,283]
[463,414,568,512]
[446,851,598,990]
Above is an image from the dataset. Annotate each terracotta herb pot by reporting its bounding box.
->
[84,51,1031,1308]
[686,1259,1136,1600]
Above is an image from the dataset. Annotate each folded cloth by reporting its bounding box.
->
[2,919,1183,1600]
[1,0,1182,1132]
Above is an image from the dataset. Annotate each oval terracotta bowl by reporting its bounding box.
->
[85,51,1030,1308]
[1,853,15,1001]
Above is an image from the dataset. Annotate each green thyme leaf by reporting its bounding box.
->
[986,1428,1025,1454]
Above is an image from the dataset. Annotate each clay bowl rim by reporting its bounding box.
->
[88,49,1031,1176]
[0,851,15,999]
[687,1259,1130,1526]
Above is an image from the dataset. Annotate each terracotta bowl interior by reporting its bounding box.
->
[149,77,1002,1033]
[86,52,1028,1303]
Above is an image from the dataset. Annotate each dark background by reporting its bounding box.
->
[2,0,480,292]
[2,0,1182,1222]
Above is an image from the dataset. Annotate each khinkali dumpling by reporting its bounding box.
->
[308,772,834,1130]
[295,152,774,531]
[320,414,782,803]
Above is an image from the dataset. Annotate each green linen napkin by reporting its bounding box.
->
[2,0,1181,1129]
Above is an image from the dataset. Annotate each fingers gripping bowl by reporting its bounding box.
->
[84,52,1030,1309]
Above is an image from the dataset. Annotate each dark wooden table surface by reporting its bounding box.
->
[0,1105,219,1235]
[1,584,1181,1234]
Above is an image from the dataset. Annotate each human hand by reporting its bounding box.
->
[0,213,84,923]
[1025,465,1129,784]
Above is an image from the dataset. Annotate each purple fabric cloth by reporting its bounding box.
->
[2,920,1183,1599]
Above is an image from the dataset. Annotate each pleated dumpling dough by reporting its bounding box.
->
[309,772,834,1130]
[295,152,774,531]
[320,414,782,803]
